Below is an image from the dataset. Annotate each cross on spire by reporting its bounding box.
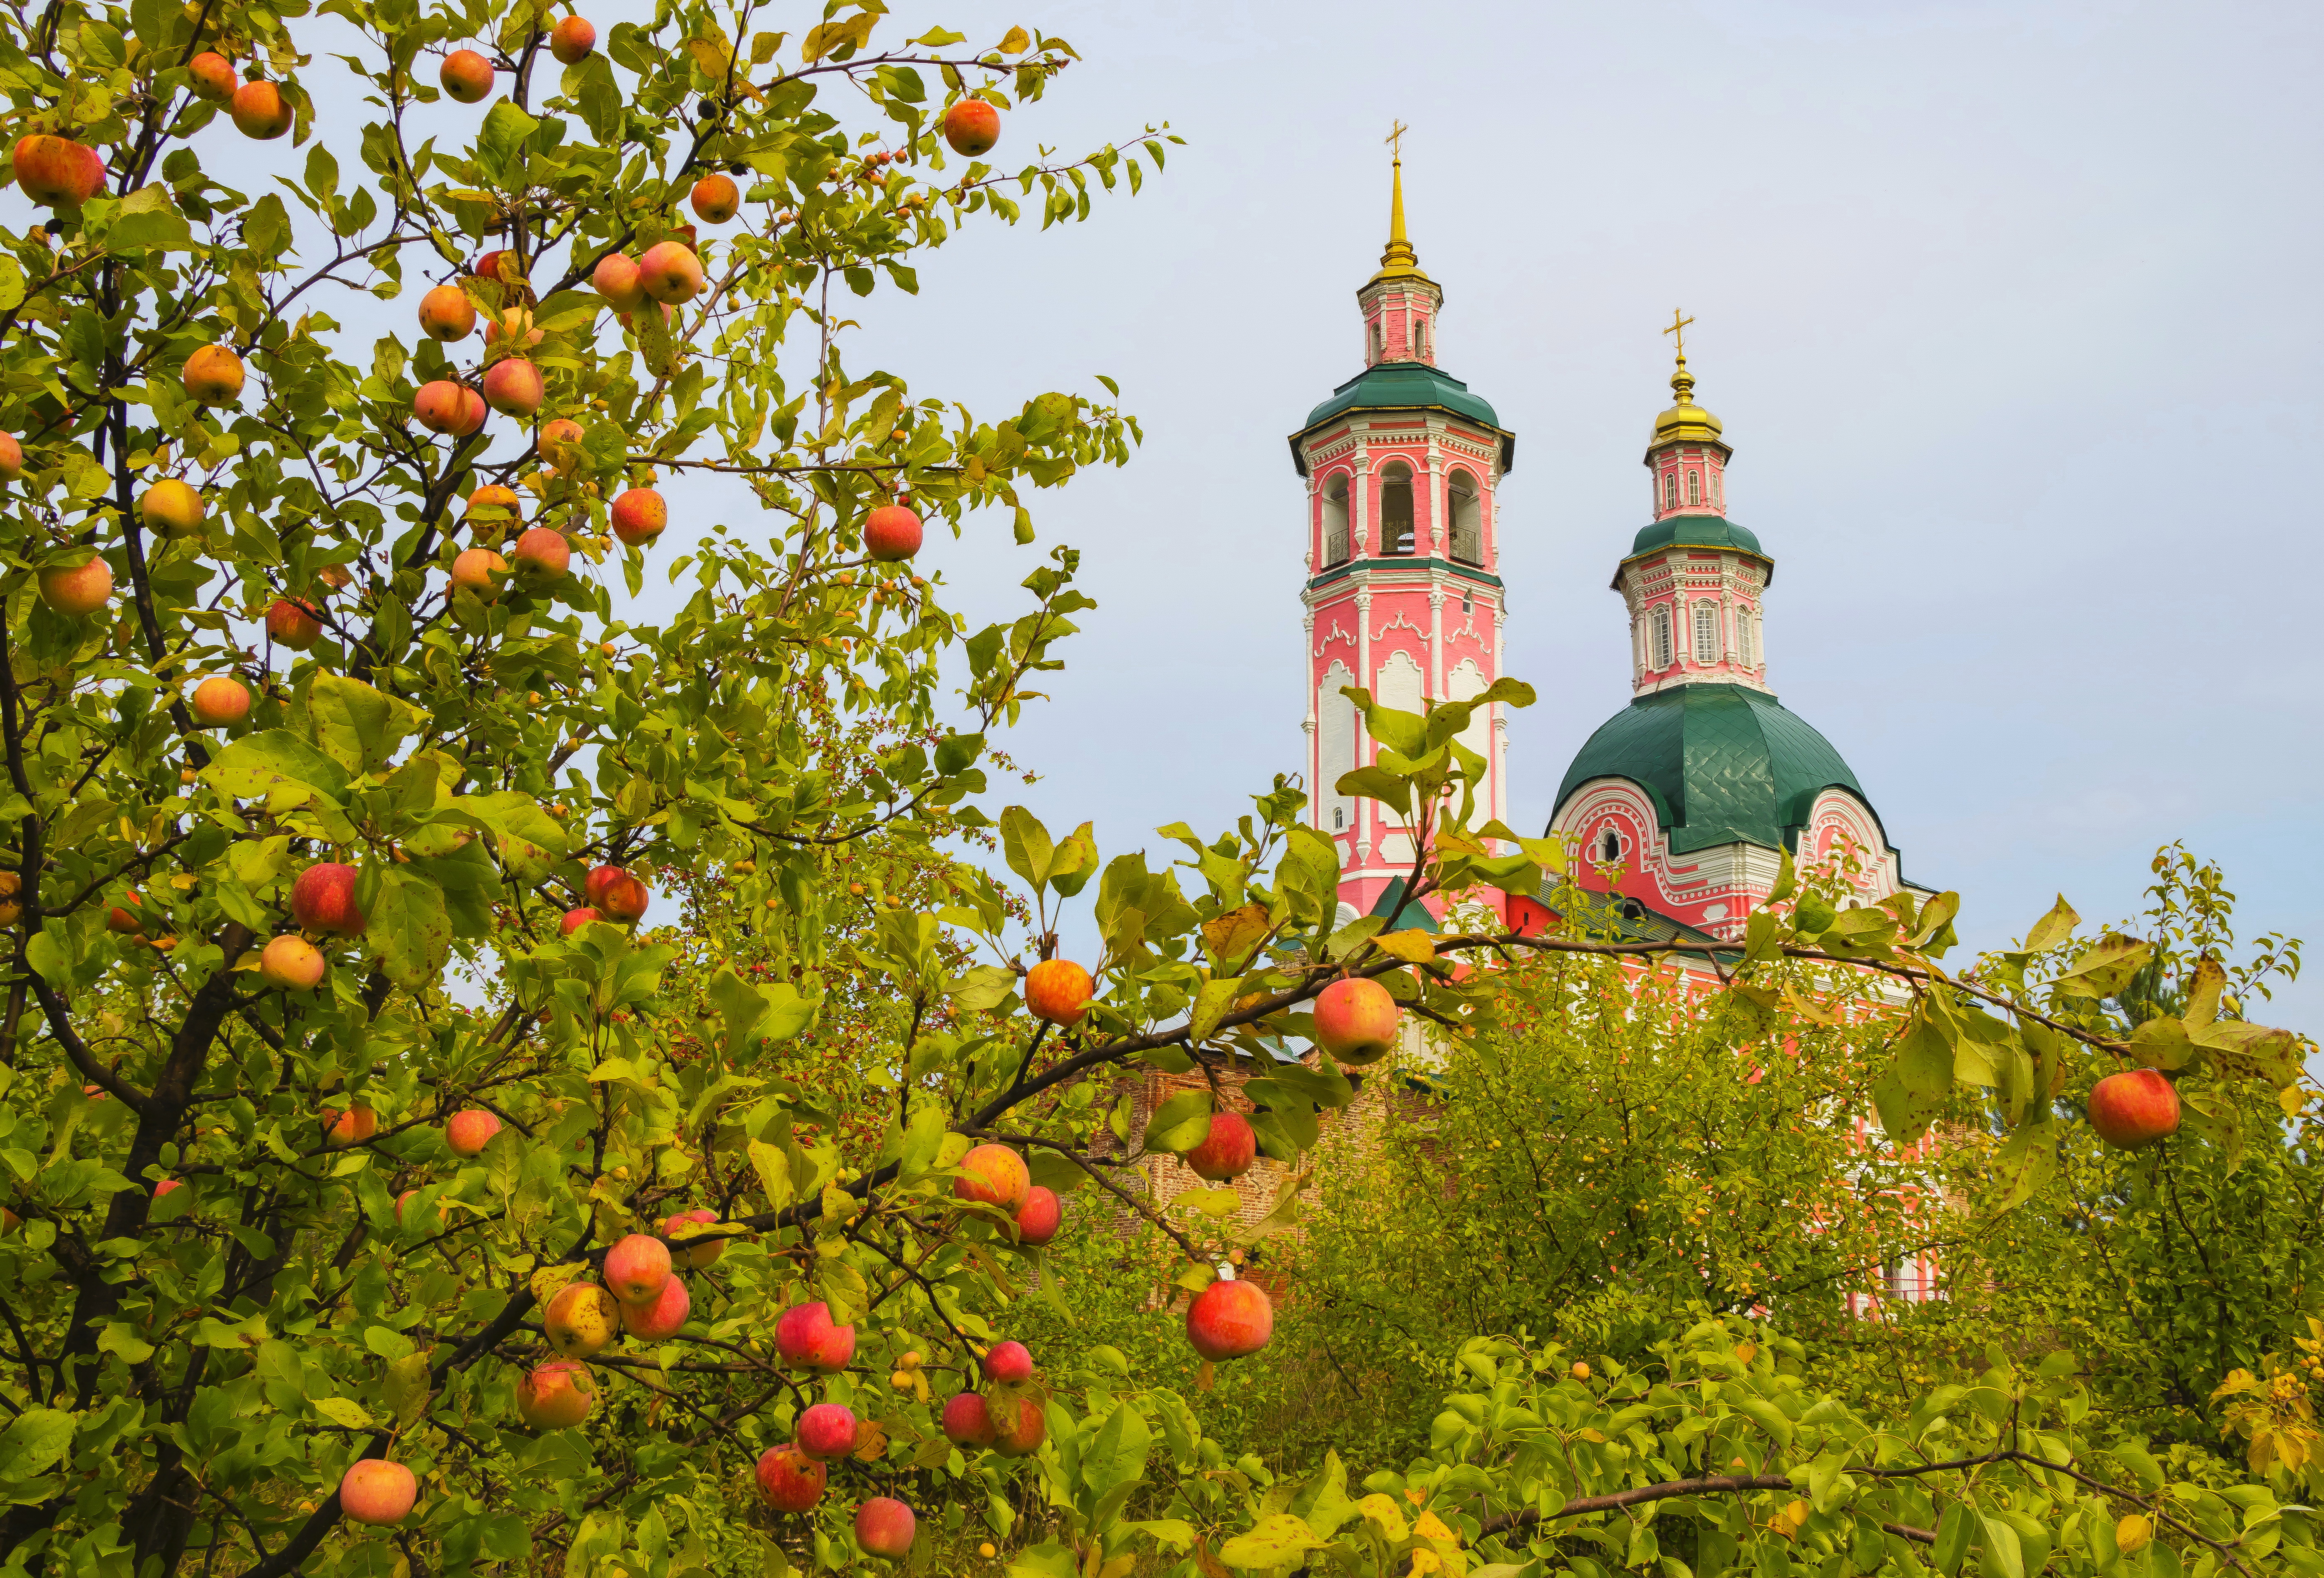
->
[1385,120,1408,163]
[1664,308,1694,360]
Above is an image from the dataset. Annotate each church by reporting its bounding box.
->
[1293,158,1930,946]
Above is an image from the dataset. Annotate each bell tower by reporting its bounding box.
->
[1290,140,1518,926]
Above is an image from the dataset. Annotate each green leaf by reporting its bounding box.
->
[1081,1400,1151,1500]
[203,729,351,801]
[1988,1118,2057,1212]
[313,1396,376,1429]
[746,1139,793,1214]
[2129,1015,2198,1072]
[2052,934,2153,1000]
[0,1410,74,1482]
[307,673,419,776]
[365,868,450,990]
[1936,1504,1973,1577]
[476,100,542,173]
[1334,767,1411,817]
[999,805,1054,891]
[1189,976,1241,1044]
[2025,894,2079,953]
[106,185,192,252]
[1048,821,1098,898]
[1978,1514,2025,1578]
[1142,1088,1212,1154]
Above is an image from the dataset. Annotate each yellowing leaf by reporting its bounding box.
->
[999,25,1030,52]
[1356,1493,1408,1543]
[314,1396,376,1429]
[1372,929,1437,965]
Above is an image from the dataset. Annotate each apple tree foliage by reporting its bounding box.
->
[0,0,2309,1574]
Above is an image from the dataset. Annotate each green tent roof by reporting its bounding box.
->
[1552,683,1876,857]
[1290,362,1513,474]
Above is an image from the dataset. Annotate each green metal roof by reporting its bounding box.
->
[1543,885,1731,951]
[1626,514,1766,561]
[1367,875,1439,933]
[1290,362,1514,475]
[1551,683,1876,857]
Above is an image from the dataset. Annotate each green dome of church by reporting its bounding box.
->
[1553,683,1873,856]
[1625,513,1765,559]
[1293,362,1514,473]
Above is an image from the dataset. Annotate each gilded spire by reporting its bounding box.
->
[1371,122,1430,284]
[1650,309,1723,448]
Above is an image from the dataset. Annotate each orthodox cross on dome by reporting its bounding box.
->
[1385,119,1408,160]
[1663,307,1699,403]
[1372,121,1429,284]
[1663,308,1693,359]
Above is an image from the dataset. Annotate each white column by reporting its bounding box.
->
[1354,588,1373,864]
[1303,609,1318,825]
[1428,587,1445,699]
[1352,449,1372,554]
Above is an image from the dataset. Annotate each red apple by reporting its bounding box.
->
[663,1207,722,1269]
[417,283,476,341]
[0,433,22,481]
[989,1393,1046,1457]
[444,1109,500,1157]
[511,526,571,583]
[603,1232,671,1304]
[12,136,104,205]
[591,252,645,312]
[690,172,739,223]
[182,343,245,405]
[1184,1111,1257,1181]
[471,249,517,283]
[188,51,237,101]
[290,862,363,935]
[942,99,1001,157]
[139,478,205,537]
[2088,1068,2180,1150]
[609,487,665,546]
[1313,976,1401,1066]
[539,417,586,471]
[189,675,251,727]
[774,1301,855,1372]
[755,1445,825,1512]
[324,1104,377,1146]
[549,15,596,63]
[863,503,922,563]
[583,864,627,906]
[106,891,143,934]
[636,241,705,304]
[393,1188,435,1230]
[982,1340,1032,1386]
[266,597,323,649]
[1187,1275,1273,1361]
[413,380,487,437]
[440,49,493,103]
[38,558,113,617]
[516,1358,594,1428]
[229,81,292,140]
[480,357,543,418]
[855,1497,916,1559]
[339,1459,416,1526]
[258,934,326,990]
[618,1272,689,1340]
[558,905,601,936]
[598,872,649,921]
[940,1391,996,1447]
[796,1401,858,1460]
[1024,958,1093,1027]
[544,1282,620,1358]
[450,547,507,598]
[954,1143,1029,1213]
[1014,1185,1061,1247]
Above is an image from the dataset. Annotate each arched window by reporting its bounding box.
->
[1738,610,1755,666]
[1712,470,1723,510]
[1600,828,1620,862]
[1447,468,1481,563]
[1378,462,1415,555]
[1322,474,1350,566]
[1693,601,1719,664]
[1686,469,1701,506]
[1369,321,1382,364]
[1414,316,1427,360]
[1663,472,1678,509]
[1651,606,1673,669]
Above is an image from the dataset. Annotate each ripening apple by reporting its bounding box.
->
[954,1143,1030,1213]
[755,1445,826,1513]
[982,1340,1033,1386]
[38,558,113,617]
[417,284,477,341]
[557,905,601,936]
[1014,1185,1061,1247]
[855,1498,916,1560]
[663,1208,723,1269]
[106,892,143,934]
[619,1272,689,1340]
[1313,976,1401,1065]
[182,343,245,405]
[539,417,586,471]
[266,598,323,650]
[480,358,544,418]
[0,434,22,481]
[690,172,739,223]
[188,51,237,101]
[516,1358,595,1429]
[1184,1111,1257,1181]
[942,99,1001,156]
[1024,958,1093,1027]
[598,871,650,922]
[863,503,922,563]
[512,526,571,584]
[636,241,705,304]
[444,1109,501,1158]
[603,1233,671,1304]
[413,380,487,437]
[450,547,508,598]
[393,1188,436,1230]
[484,306,542,352]
[138,478,205,537]
[339,1460,416,1526]
[188,675,251,727]
[774,1301,855,1372]
[2088,1068,2180,1150]
[544,1282,621,1358]
[324,1104,377,1146]
[289,862,364,935]
[939,1392,996,1447]
[989,1393,1047,1457]
[229,81,292,140]
[796,1402,859,1460]
[11,136,105,205]
[257,934,326,991]
[550,15,596,62]
[609,487,666,547]
[440,49,494,103]
[1186,1274,1274,1361]
[471,249,516,283]
[591,252,646,312]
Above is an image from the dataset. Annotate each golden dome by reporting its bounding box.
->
[1650,354,1723,447]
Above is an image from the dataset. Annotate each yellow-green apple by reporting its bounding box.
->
[855,1498,916,1559]
[690,173,739,223]
[989,1394,1046,1457]
[603,1232,671,1304]
[550,15,596,62]
[465,484,522,536]
[609,488,665,547]
[291,862,363,934]
[539,417,586,471]
[544,1282,621,1358]
[450,547,508,598]
[0,434,22,481]
[954,1143,1029,1213]
[417,283,476,341]
[12,136,104,205]
[339,1460,416,1526]
[257,934,326,990]
[182,343,244,404]
[755,1445,825,1512]
[636,241,704,304]
[444,1109,500,1157]
[188,51,237,101]
[480,358,543,418]
[1186,1274,1273,1360]
[942,99,1000,156]
[796,1402,858,1460]
[1024,958,1092,1027]
[1014,1185,1061,1246]
[619,1272,688,1340]
[557,905,600,936]
[229,81,291,139]
[774,1301,855,1371]
[1184,1111,1256,1180]
[516,1358,594,1428]
[663,1208,723,1269]
[413,380,486,437]
[982,1341,1032,1385]
[439,49,493,102]
[484,306,541,352]
[864,503,922,562]
[2088,1069,2180,1149]
[138,478,204,536]
[38,558,113,617]
[189,675,250,727]
[591,252,645,311]
[324,1104,377,1146]
[266,597,323,649]
[939,1392,995,1447]
[1313,976,1400,1065]
[512,526,570,583]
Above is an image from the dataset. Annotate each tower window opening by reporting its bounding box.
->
[1322,474,1351,567]
[1333,807,1344,830]
[1600,829,1619,862]
[1693,601,1719,664]
[1663,472,1678,509]
[1739,610,1755,666]
[1414,316,1427,359]
[1687,469,1701,506]
[1713,470,1723,509]
[1448,468,1482,564]
[1379,461,1415,555]
[1651,605,1674,669]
